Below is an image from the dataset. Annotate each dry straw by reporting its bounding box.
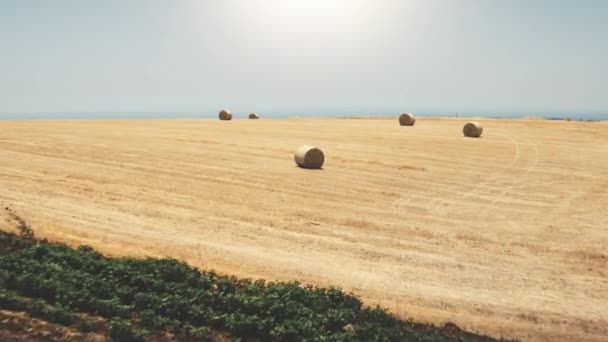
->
[249,113,260,119]
[463,121,483,137]
[399,113,416,126]
[294,145,324,169]
[219,110,233,120]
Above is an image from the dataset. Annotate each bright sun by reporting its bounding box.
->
[188,0,422,49]
[251,0,370,39]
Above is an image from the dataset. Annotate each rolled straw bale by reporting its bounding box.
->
[463,121,483,137]
[399,113,416,126]
[249,113,260,119]
[294,145,324,169]
[219,110,233,120]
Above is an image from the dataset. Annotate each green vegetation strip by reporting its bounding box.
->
[0,231,498,341]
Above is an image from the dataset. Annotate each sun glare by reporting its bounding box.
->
[187,0,425,48]
[249,0,371,39]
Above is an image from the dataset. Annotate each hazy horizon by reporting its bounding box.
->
[0,109,607,121]
[1,0,607,119]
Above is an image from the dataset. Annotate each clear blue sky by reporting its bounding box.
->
[1,0,606,118]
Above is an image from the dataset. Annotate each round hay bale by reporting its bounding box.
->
[463,121,483,137]
[399,113,416,126]
[248,113,260,119]
[219,110,233,120]
[294,145,324,169]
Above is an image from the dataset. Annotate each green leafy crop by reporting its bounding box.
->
[0,231,498,341]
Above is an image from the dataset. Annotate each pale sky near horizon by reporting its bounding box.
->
[1,0,607,117]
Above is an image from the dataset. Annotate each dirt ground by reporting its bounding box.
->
[0,117,606,341]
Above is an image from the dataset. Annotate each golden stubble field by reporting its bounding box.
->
[0,117,606,341]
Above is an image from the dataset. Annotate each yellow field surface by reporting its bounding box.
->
[0,118,606,341]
